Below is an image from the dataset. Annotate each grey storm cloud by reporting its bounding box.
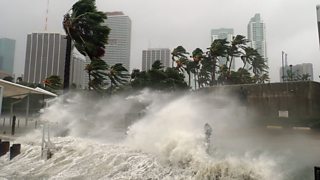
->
[0,0,319,81]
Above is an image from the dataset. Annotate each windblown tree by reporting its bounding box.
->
[131,60,188,91]
[190,35,268,87]
[107,63,130,94]
[190,48,203,89]
[63,0,110,91]
[226,35,248,74]
[171,46,189,68]
[85,58,108,90]
[208,39,229,85]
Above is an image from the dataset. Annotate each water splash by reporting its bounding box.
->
[0,89,318,179]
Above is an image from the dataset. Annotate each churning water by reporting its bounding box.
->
[0,89,319,179]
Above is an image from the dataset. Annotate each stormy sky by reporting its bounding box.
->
[0,0,319,82]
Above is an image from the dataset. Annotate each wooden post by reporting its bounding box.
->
[10,144,21,160]
[11,115,16,135]
[315,166,320,180]
[0,141,10,157]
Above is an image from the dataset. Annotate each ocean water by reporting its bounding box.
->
[0,90,319,179]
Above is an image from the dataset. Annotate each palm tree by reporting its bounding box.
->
[191,48,204,89]
[85,58,108,90]
[63,0,110,90]
[208,39,228,85]
[241,47,259,69]
[227,35,248,73]
[171,46,189,68]
[250,54,268,77]
[198,56,212,88]
[107,63,129,94]
[130,61,188,91]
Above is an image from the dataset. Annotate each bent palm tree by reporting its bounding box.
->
[85,58,108,90]
[107,63,129,93]
[171,46,188,68]
[208,39,228,85]
[63,0,110,90]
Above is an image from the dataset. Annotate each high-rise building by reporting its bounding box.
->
[102,12,131,71]
[279,63,313,82]
[70,55,89,89]
[247,14,267,63]
[23,33,67,84]
[142,48,171,71]
[316,5,320,46]
[211,28,235,70]
[0,38,15,74]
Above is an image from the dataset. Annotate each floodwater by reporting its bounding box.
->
[0,90,319,179]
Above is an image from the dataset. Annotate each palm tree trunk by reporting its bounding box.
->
[88,72,92,90]
[188,73,191,87]
[194,70,198,90]
[63,35,72,92]
[211,56,216,86]
[228,56,234,73]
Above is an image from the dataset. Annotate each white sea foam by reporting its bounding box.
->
[0,89,318,179]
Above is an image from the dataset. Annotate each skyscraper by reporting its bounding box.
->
[0,38,15,74]
[211,28,235,70]
[23,33,67,84]
[142,48,171,71]
[102,12,131,71]
[247,14,267,63]
[70,55,89,89]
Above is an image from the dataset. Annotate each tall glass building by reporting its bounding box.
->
[0,38,15,74]
[247,14,268,64]
[103,12,131,71]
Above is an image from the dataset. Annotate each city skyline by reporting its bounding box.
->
[0,0,320,82]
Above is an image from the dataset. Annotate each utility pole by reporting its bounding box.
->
[282,51,285,82]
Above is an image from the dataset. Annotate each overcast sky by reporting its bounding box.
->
[1,0,320,82]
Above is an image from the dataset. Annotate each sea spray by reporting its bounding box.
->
[1,90,318,179]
